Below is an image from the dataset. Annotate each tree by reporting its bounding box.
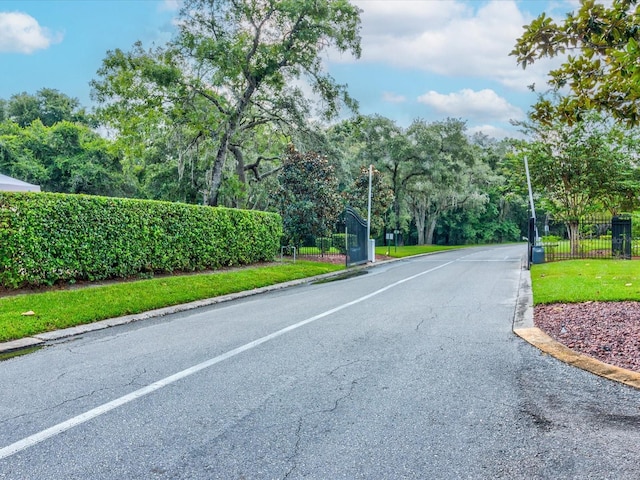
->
[512,0,640,125]
[6,89,89,127]
[510,111,640,254]
[404,118,476,245]
[271,145,342,246]
[7,93,40,127]
[352,115,420,239]
[0,119,134,197]
[92,0,362,206]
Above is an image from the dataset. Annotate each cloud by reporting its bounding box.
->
[344,0,559,92]
[382,91,406,104]
[159,0,182,12]
[0,12,62,54]
[417,88,524,122]
[468,124,522,140]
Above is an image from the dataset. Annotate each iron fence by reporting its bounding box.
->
[534,214,633,261]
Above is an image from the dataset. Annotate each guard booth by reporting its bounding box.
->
[344,206,368,267]
[612,215,632,259]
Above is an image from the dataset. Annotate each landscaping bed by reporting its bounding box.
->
[535,301,640,373]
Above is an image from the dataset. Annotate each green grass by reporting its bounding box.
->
[531,259,640,304]
[298,246,342,255]
[0,261,344,343]
[376,244,464,258]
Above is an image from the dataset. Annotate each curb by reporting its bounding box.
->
[513,265,640,390]
[0,258,404,355]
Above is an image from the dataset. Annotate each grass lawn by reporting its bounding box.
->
[376,244,464,258]
[0,261,343,343]
[531,259,640,304]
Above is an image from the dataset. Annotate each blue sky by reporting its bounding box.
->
[0,0,580,139]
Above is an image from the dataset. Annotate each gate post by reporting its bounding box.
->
[612,215,632,259]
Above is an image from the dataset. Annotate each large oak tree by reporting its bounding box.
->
[92,0,362,206]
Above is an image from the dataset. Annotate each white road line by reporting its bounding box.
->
[0,260,455,461]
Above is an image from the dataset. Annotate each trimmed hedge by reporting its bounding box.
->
[331,233,356,255]
[0,192,282,288]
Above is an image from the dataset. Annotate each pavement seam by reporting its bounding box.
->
[514,266,640,390]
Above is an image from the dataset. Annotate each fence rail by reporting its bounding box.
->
[534,215,634,261]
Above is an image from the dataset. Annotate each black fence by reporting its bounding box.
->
[531,214,633,262]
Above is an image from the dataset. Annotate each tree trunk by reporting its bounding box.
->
[207,83,257,206]
[208,143,227,206]
[425,217,438,246]
[411,197,427,245]
[567,220,580,256]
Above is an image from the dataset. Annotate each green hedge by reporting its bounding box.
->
[331,233,356,255]
[0,192,282,288]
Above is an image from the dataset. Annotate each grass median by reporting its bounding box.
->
[0,261,344,343]
[376,244,464,258]
[531,259,640,304]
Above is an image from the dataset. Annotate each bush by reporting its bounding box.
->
[541,235,561,243]
[0,192,282,288]
[315,237,332,253]
[331,233,356,254]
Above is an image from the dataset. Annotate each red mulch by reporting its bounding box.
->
[535,301,640,373]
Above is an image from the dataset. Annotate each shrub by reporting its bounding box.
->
[0,192,282,288]
[315,237,332,253]
[331,233,356,254]
[541,235,561,243]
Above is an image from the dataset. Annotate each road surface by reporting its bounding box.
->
[1,245,639,479]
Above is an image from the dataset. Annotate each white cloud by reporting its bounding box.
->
[159,0,181,12]
[382,91,406,104]
[417,88,524,122]
[468,124,522,140]
[0,12,62,54]
[343,0,559,92]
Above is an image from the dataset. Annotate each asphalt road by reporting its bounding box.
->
[1,244,640,479]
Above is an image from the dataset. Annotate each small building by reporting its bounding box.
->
[0,173,41,192]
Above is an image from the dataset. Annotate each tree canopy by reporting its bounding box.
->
[508,111,640,253]
[5,89,91,127]
[512,0,640,125]
[92,0,362,206]
[271,145,343,246]
[0,119,133,196]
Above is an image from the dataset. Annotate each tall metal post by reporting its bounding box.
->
[367,164,372,241]
[524,155,539,242]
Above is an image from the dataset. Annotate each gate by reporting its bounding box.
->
[612,215,632,259]
[344,206,368,267]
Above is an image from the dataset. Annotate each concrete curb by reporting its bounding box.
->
[0,258,404,355]
[513,266,640,390]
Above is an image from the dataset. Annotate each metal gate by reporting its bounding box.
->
[344,206,368,267]
[612,214,632,259]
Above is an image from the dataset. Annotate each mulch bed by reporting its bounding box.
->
[534,301,640,373]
